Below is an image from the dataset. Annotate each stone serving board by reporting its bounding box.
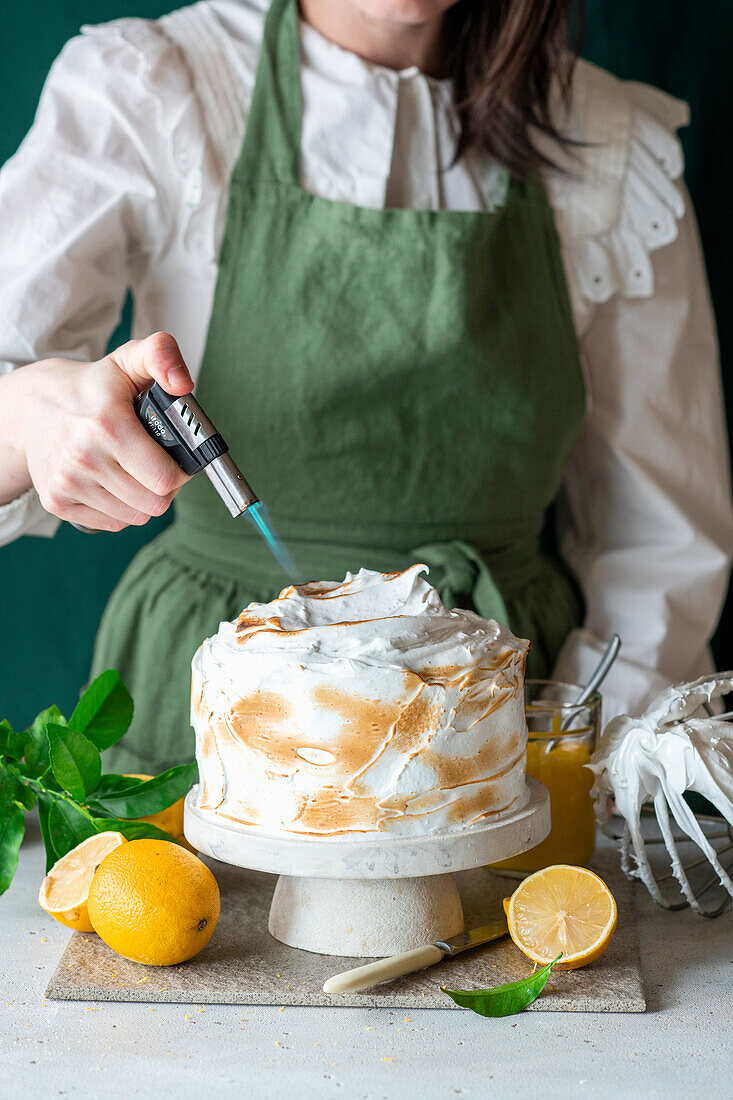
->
[46,849,644,1011]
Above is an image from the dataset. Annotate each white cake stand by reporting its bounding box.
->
[184,777,549,957]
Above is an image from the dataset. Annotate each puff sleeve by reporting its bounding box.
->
[548,70,733,720]
[0,20,193,545]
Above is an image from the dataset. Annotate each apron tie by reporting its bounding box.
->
[411,537,550,625]
[161,520,540,622]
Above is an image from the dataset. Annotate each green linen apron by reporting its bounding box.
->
[92,0,586,774]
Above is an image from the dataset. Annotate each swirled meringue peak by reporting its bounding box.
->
[192,565,530,837]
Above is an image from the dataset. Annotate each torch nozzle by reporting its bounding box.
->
[204,453,259,517]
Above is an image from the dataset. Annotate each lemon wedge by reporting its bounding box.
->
[39,831,126,932]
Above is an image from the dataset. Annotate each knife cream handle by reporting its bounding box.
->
[323,944,444,995]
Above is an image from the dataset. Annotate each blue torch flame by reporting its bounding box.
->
[246,501,301,583]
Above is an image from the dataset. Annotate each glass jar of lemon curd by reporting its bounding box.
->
[493,680,601,875]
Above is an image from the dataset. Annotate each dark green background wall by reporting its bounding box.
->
[2,1,731,726]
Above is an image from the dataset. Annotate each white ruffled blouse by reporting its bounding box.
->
[1,0,731,722]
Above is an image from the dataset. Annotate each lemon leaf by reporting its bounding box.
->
[69,670,133,751]
[47,799,100,859]
[92,774,143,797]
[37,801,61,873]
[92,817,188,845]
[22,706,64,777]
[442,954,562,1017]
[0,720,25,762]
[0,799,25,895]
[47,724,102,801]
[88,764,197,818]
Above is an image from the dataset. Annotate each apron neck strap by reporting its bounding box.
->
[234,0,302,186]
[232,0,546,208]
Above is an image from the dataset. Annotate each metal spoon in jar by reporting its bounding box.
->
[543,633,622,752]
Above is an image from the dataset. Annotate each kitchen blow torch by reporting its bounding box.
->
[134,382,258,517]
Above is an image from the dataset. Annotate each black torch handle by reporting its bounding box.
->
[133,382,227,476]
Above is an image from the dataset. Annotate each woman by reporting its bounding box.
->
[0,0,731,772]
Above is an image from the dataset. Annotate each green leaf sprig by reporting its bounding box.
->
[0,670,197,890]
[442,954,562,1017]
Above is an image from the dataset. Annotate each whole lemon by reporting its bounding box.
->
[87,839,220,966]
[125,774,197,853]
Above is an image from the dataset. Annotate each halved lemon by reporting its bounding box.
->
[505,864,617,970]
[39,832,126,932]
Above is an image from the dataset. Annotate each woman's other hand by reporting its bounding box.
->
[0,332,194,531]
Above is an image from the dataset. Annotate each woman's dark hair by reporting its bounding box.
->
[447,0,583,178]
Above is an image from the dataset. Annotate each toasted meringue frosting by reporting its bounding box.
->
[191,565,529,837]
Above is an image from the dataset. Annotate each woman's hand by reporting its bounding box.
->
[0,332,195,531]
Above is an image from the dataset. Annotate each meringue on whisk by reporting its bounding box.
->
[590,672,733,915]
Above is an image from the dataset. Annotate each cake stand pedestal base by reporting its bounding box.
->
[184,777,549,957]
[268,873,464,956]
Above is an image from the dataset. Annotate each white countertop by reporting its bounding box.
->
[3,818,731,1099]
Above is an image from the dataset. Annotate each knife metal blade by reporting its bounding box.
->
[432,917,509,956]
[323,916,508,995]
